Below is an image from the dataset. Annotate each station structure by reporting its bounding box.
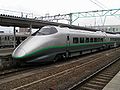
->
[0,8,120,48]
[0,8,120,61]
[37,8,120,25]
[0,8,120,89]
[92,25,120,33]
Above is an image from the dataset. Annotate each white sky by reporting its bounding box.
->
[0,0,120,16]
[0,0,120,32]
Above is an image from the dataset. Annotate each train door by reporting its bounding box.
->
[66,35,70,57]
[67,35,70,46]
[0,37,2,48]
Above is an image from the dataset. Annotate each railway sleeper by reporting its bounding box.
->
[86,81,105,86]
[95,76,112,80]
[81,83,103,89]
[89,80,106,85]
[98,74,115,78]
[93,78,110,82]
[101,72,118,75]
[96,75,112,79]
[89,79,109,83]
[80,86,97,90]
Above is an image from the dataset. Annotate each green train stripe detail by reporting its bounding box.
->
[14,41,114,59]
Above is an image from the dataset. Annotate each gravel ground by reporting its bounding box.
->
[0,48,120,90]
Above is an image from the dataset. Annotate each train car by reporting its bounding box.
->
[12,26,120,63]
[0,33,28,48]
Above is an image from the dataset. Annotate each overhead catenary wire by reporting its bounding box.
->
[89,0,105,10]
[89,0,120,27]
[90,0,120,20]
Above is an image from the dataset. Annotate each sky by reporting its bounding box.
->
[0,0,120,16]
[0,0,120,32]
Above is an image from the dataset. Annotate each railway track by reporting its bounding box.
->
[0,54,91,79]
[0,48,105,79]
[69,56,120,90]
[0,65,38,79]
[0,47,120,90]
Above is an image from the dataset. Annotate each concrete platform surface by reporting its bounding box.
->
[103,71,120,90]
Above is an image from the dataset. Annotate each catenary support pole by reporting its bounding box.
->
[13,26,16,48]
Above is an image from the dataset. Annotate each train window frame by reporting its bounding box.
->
[98,38,100,42]
[32,26,58,36]
[90,38,93,42]
[80,38,84,43]
[5,36,7,40]
[8,36,10,40]
[67,36,69,41]
[85,38,89,43]
[73,37,79,44]
[94,38,97,42]
[101,38,103,42]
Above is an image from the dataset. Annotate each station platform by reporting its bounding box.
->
[0,48,14,70]
[103,71,120,90]
[0,48,14,56]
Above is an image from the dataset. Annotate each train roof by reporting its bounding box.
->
[54,26,120,38]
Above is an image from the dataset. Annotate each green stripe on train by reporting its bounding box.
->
[14,41,114,59]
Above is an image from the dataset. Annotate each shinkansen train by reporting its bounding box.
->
[0,33,28,48]
[12,26,120,63]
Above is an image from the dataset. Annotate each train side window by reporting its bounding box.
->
[110,38,111,41]
[8,36,9,40]
[33,26,58,36]
[94,38,97,42]
[113,38,115,41]
[73,37,79,44]
[67,36,69,41]
[101,38,103,42]
[90,38,93,42]
[85,38,89,43]
[80,38,84,43]
[116,38,118,41]
[98,38,100,42]
[5,37,7,40]
[97,38,99,42]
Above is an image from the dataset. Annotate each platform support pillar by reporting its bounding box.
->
[29,23,32,35]
[13,26,16,49]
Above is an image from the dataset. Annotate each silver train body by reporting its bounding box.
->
[12,26,120,63]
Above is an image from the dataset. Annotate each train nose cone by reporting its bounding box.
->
[12,48,26,59]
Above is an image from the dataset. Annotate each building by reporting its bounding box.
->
[92,25,120,33]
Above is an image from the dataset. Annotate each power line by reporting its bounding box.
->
[0,8,33,18]
[93,0,120,20]
[93,0,108,9]
[0,8,32,14]
[89,0,120,26]
[89,0,105,9]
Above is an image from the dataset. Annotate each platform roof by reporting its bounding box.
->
[0,14,100,32]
